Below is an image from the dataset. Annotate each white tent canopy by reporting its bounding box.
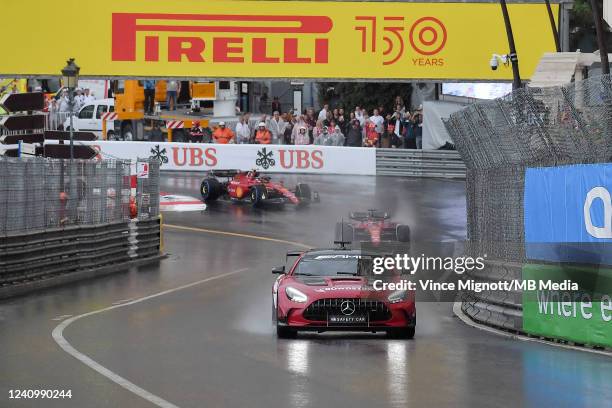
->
[422,101,466,150]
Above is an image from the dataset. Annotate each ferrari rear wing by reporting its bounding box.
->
[209,169,241,178]
[349,210,389,221]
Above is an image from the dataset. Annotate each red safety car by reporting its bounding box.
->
[272,248,416,338]
[200,169,315,207]
[335,210,411,244]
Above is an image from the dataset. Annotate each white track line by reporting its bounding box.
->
[52,268,248,408]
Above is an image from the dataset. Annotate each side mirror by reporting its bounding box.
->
[272,266,285,275]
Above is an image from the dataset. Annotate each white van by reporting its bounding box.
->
[63,98,115,140]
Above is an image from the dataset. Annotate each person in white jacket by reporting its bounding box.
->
[354,106,364,126]
[58,90,71,113]
[330,125,345,146]
[235,114,251,144]
[268,111,286,144]
[318,104,329,121]
[84,89,96,104]
[74,89,85,111]
[314,126,333,145]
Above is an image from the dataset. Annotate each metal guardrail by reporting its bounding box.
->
[461,260,523,332]
[0,216,162,297]
[129,218,162,259]
[0,221,130,286]
[376,149,466,179]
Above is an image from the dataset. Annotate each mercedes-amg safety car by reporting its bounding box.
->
[200,169,315,207]
[335,209,411,244]
[272,248,416,338]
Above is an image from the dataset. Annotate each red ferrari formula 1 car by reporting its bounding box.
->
[335,210,411,244]
[200,169,315,207]
[272,247,416,338]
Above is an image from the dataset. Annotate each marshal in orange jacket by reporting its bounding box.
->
[213,127,235,144]
[255,129,272,144]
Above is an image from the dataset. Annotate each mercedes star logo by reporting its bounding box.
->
[340,300,356,316]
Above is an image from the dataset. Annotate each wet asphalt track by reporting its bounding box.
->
[1,173,611,408]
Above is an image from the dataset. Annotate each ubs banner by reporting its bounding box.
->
[1,0,557,80]
[523,164,612,348]
[80,141,376,175]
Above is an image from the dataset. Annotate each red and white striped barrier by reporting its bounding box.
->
[166,120,184,129]
[100,112,118,121]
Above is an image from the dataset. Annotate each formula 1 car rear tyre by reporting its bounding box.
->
[295,183,312,203]
[201,178,222,202]
[251,184,267,208]
[335,222,354,243]
[396,225,411,243]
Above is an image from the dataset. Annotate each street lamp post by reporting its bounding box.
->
[61,58,80,160]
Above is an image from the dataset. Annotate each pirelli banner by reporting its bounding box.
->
[1,0,557,80]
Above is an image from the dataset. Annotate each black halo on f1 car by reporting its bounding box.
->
[201,178,224,202]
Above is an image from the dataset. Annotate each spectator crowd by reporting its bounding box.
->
[40,83,425,149]
[186,95,425,148]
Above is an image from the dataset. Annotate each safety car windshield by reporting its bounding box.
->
[293,255,374,277]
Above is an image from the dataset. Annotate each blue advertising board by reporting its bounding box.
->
[524,164,612,265]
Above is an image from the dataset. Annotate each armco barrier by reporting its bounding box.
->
[376,149,465,178]
[129,218,163,260]
[461,260,523,332]
[0,217,162,298]
[0,222,130,286]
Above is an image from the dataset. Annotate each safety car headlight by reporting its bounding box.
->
[285,286,308,303]
[388,290,408,304]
